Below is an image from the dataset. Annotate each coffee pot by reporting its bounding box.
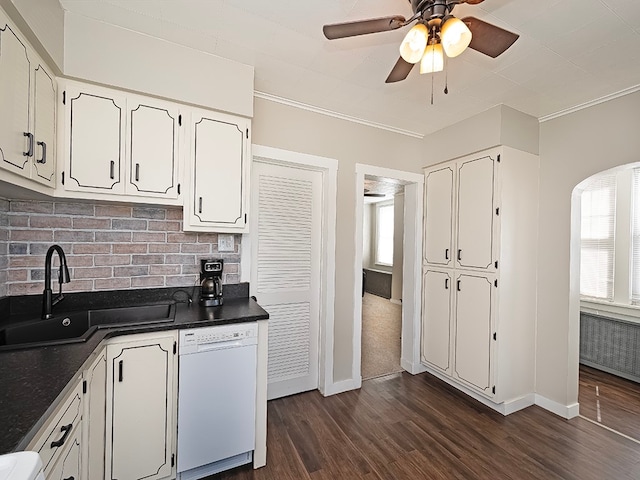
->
[199,259,223,306]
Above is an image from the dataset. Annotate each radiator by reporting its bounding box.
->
[580,312,640,382]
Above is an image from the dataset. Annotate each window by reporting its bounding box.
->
[580,175,616,301]
[375,203,394,266]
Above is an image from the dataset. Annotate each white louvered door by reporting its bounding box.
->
[251,160,322,400]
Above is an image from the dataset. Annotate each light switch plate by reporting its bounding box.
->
[218,234,235,252]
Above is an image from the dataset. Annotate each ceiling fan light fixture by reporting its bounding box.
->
[420,43,444,74]
[440,17,472,58]
[399,23,429,63]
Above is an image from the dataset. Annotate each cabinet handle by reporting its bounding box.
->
[457,280,461,291]
[135,163,140,182]
[445,248,449,260]
[118,360,123,382]
[445,278,449,290]
[198,197,203,214]
[50,423,73,448]
[110,161,115,179]
[23,132,34,157]
[457,249,462,261]
[36,141,47,164]
[63,477,75,480]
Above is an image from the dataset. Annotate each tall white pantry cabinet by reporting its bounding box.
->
[421,146,539,414]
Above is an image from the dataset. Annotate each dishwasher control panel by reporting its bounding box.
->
[179,323,258,353]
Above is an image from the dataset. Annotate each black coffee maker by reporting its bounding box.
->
[199,259,223,306]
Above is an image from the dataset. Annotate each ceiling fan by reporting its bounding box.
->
[323,0,519,83]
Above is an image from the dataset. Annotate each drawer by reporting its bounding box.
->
[31,380,83,472]
[44,425,81,480]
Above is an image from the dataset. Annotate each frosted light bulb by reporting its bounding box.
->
[441,17,472,58]
[399,23,429,64]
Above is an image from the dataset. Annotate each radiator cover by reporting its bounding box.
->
[580,312,640,382]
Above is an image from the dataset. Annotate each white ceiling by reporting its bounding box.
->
[57,0,640,137]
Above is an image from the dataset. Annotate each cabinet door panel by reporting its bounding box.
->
[0,23,30,173]
[108,338,173,480]
[193,115,245,226]
[424,166,454,265]
[84,350,106,480]
[129,102,178,196]
[454,274,493,394]
[68,92,124,191]
[32,64,56,185]
[422,270,452,373]
[456,155,495,269]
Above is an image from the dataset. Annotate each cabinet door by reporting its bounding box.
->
[106,335,175,480]
[127,99,179,198]
[424,165,454,265]
[456,155,496,270]
[84,349,107,480]
[32,63,56,185]
[66,88,125,192]
[453,273,494,395]
[421,269,452,373]
[190,110,248,230]
[0,21,31,174]
[45,428,81,480]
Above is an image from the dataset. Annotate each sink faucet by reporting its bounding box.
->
[42,245,71,319]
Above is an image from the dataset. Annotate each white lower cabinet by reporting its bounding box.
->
[83,349,107,480]
[27,380,83,479]
[421,146,539,414]
[105,331,177,480]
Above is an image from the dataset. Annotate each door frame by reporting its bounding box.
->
[243,144,338,396]
[353,164,425,385]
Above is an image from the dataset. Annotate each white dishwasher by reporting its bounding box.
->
[177,323,258,480]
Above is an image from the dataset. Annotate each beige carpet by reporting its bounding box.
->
[361,292,403,380]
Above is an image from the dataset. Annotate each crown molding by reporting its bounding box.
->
[539,84,640,123]
[253,91,424,139]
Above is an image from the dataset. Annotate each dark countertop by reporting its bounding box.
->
[0,296,268,454]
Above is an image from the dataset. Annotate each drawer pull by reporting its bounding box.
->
[63,477,75,480]
[23,132,34,157]
[50,423,72,448]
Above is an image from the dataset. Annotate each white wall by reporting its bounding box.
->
[391,193,405,303]
[537,90,640,408]
[251,98,424,381]
[63,13,254,118]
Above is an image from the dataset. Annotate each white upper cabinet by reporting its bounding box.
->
[184,108,250,232]
[0,9,56,188]
[59,79,181,203]
[456,155,496,271]
[424,165,454,266]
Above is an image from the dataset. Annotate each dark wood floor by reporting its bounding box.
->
[209,371,640,480]
[579,364,640,441]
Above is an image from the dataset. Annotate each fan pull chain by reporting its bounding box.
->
[430,72,434,105]
[444,54,449,95]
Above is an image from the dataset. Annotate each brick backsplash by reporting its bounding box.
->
[0,200,241,297]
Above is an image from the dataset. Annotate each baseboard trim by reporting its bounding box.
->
[535,395,580,419]
[401,358,428,375]
[503,394,535,415]
[322,378,360,397]
[390,298,402,305]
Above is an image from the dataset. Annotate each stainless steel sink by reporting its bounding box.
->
[0,303,176,351]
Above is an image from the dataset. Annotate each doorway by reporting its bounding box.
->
[573,164,640,442]
[353,164,425,385]
[361,177,406,380]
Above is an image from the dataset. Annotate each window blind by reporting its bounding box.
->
[580,174,616,301]
[631,169,640,304]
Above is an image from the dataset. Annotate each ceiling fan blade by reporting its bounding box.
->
[323,16,406,40]
[385,57,415,83]
[463,16,519,58]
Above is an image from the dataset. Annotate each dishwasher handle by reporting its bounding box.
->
[182,337,258,354]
